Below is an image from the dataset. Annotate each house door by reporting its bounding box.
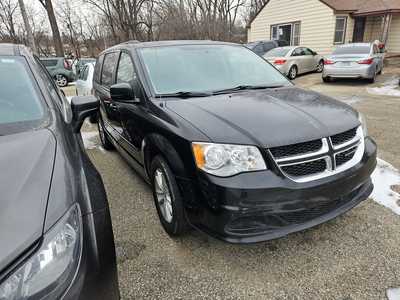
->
[353,17,366,42]
[279,24,292,45]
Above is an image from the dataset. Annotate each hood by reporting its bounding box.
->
[0,129,56,272]
[166,87,359,147]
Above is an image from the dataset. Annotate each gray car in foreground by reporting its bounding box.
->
[264,46,324,80]
[323,43,383,83]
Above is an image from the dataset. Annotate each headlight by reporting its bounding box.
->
[358,113,368,137]
[0,204,82,300]
[192,142,267,176]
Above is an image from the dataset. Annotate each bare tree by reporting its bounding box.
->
[0,0,19,42]
[18,0,38,54]
[38,0,64,56]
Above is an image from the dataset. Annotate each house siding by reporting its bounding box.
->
[387,15,400,53]
[248,0,355,55]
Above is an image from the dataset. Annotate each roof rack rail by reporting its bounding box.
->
[120,40,140,45]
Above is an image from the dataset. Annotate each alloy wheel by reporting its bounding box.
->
[154,168,173,223]
[289,66,297,79]
[55,74,67,87]
[317,61,324,72]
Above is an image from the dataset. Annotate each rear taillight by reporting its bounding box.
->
[357,58,373,65]
[274,59,287,65]
[324,59,335,65]
[64,59,72,70]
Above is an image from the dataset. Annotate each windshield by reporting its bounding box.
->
[139,44,290,95]
[265,47,291,57]
[244,42,257,50]
[332,45,371,55]
[0,56,46,135]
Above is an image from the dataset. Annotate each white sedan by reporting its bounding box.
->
[264,46,324,79]
[75,62,95,96]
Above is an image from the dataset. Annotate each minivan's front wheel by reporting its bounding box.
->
[150,155,189,236]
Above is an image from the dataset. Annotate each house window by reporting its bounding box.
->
[270,22,301,46]
[334,17,347,44]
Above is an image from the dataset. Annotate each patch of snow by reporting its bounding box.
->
[371,158,400,215]
[69,81,76,86]
[336,95,363,105]
[387,287,400,300]
[367,76,400,97]
[66,96,72,103]
[81,131,100,150]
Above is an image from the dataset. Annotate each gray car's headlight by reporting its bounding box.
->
[0,204,82,300]
[192,142,267,176]
[358,113,368,137]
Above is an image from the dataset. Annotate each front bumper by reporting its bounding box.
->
[323,64,375,79]
[183,138,377,244]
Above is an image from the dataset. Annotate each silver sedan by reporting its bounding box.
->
[264,46,324,80]
[322,43,384,83]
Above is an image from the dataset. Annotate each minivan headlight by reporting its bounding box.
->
[358,113,368,137]
[0,204,82,300]
[192,142,267,176]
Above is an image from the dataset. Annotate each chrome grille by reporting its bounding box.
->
[269,126,364,182]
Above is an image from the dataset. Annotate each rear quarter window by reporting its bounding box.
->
[101,52,120,87]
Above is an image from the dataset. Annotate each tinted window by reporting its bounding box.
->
[117,52,136,83]
[101,52,119,86]
[139,45,290,95]
[0,57,46,134]
[41,59,58,67]
[265,47,291,57]
[94,55,104,83]
[332,45,371,55]
[262,41,276,52]
[303,48,314,55]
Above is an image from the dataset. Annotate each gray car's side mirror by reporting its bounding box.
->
[71,96,99,133]
[110,82,139,103]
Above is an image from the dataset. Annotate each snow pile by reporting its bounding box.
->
[81,131,103,151]
[336,95,363,105]
[367,76,400,97]
[387,287,400,300]
[371,158,400,215]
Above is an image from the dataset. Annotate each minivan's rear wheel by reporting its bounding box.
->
[97,117,114,150]
[55,74,68,87]
[288,65,297,80]
[150,155,189,236]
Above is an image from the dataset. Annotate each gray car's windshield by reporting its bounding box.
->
[332,45,371,55]
[265,47,291,57]
[139,44,290,96]
[0,56,46,135]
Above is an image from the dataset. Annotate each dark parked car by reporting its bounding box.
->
[245,39,289,56]
[93,40,376,244]
[40,57,75,87]
[0,44,119,299]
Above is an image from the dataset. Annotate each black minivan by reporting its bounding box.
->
[0,44,119,299]
[93,40,377,244]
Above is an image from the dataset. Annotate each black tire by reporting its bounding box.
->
[288,65,297,80]
[97,117,114,150]
[150,155,189,237]
[367,70,377,83]
[377,66,383,75]
[322,76,330,83]
[89,113,98,124]
[55,74,68,87]
[316,60,324,73]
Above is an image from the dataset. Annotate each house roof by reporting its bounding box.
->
[248,0,400,27]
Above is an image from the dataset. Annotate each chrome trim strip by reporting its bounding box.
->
[275,138,329,163]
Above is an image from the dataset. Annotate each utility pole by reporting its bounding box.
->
[18,0,38,55]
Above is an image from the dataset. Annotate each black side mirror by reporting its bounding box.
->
[71,96,99,133]
[110,82,138,103]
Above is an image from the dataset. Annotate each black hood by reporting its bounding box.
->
[166,87,360,147]
[0,129,56,271]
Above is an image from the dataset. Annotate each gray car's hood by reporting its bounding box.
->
[0,129,56,271]
[166,87,359,147]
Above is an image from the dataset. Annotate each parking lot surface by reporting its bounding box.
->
[65,68,400,299]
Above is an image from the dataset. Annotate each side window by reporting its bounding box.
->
[101,52,119,87]
[41,59,58,67]
[291,48,302,56]
[82,66,89,81]
[116,52,136,83]
[303,48,313,55]
[94,55,104,84]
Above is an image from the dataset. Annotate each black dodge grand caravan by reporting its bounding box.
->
[93,40,377,244]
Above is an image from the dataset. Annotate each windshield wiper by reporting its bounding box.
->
[212,84,285,95]
[158,91,212,98]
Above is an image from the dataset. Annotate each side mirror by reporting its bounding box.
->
[71,96,99,133]
[110,82,138,103]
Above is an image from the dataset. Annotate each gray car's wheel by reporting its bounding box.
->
[288,65,297,80]
[55,74,68,87]
[150,155,189,237]
[316,60,324,73]
[322,76,331,83]
[367,69,377,83]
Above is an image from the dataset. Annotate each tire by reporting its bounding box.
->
[55,74,68,87]
[367,69,377,84]
[150,155,189,237]
[97,117,114,150]
[322,76,330,83]
[288,65,297,80]
[89,113,98,124]
[316,60,324,73]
